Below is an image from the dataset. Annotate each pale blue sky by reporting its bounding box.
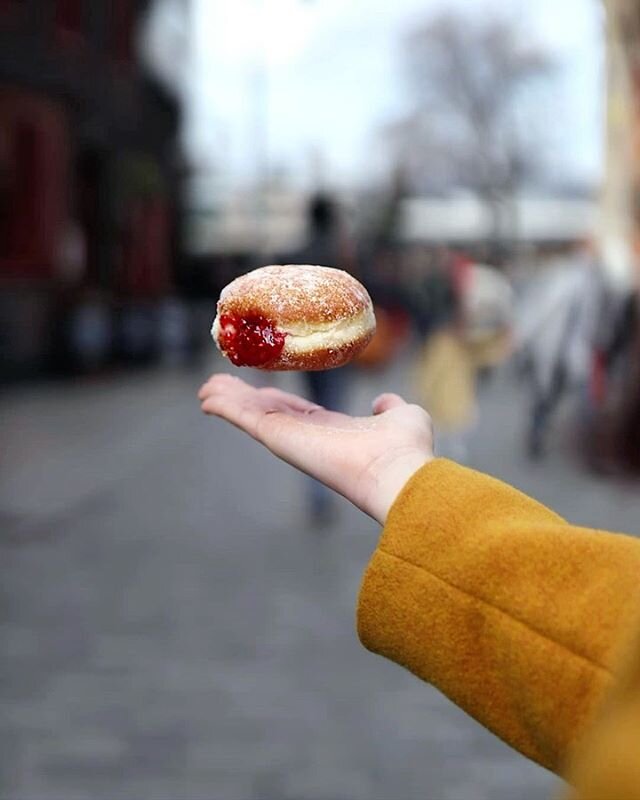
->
[158,0,605,191]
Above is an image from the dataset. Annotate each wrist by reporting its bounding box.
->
[369,451,433,525]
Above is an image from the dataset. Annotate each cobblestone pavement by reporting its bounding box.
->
[1,350,638,800]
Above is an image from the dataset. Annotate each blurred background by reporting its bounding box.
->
[2,1,640,798]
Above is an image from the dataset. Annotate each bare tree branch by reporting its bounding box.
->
[390,9,555,243]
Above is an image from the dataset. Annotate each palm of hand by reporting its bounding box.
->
[199,374,433,523]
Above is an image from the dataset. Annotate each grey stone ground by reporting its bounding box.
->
[1,348,639,800]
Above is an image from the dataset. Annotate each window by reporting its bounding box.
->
[1,123,39,262]
[112,0,133,63]
[55,0,84,37]
[0,0,24,21]
[0,92,69,280]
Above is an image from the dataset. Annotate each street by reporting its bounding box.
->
[2,349,639,800]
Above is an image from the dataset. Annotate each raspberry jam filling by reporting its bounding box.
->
[218,312,286,367]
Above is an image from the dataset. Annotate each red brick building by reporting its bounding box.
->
[0,0,182,378]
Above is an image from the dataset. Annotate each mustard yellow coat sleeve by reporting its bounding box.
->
[356,459,640,775]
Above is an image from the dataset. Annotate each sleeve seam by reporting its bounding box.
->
[376,547,613,680]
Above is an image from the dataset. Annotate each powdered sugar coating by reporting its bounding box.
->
[212,264,376,370]
[218,264,372,326]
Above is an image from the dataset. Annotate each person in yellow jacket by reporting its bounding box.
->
[199,373,640,800]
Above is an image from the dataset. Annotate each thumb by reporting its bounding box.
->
[372,392,408,415]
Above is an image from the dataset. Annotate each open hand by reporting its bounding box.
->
[198,374,433,524]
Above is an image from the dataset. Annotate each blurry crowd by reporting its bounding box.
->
[283,193,640,493]
[11,177,640,487]
[4,153,639,484]
[514,243,640,472]
[2,0,637,483]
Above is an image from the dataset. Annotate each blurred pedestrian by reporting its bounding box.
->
[516,242,605,459]
[413,252,514,460]
[406,246,457,338]
[462,262,514,380]
[591,288,640,471]
[67,288,111,375]
[413,249,475,461]
[295,193,352,524]
[200,372,640,800]
[354,245,412,371]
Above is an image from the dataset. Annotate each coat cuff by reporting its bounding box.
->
[355,458,618,772]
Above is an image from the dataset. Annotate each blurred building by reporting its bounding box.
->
[398,195,597,253]
[599,0,640,470]
[601,0,640,289]
[188,185,309,258]
[0,0,183,379]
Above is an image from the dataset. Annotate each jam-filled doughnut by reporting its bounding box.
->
[211,264,376,370]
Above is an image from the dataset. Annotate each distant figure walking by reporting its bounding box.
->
[515,243,604,459]
[296,193,353,524]
[413,251,472,461]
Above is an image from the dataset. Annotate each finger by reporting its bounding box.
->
[198,373,250,401]
[201,387,325,479]
[198,377,322,419]
[372,392,407,415]
[200,387,272,439]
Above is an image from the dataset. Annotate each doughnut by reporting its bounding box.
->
[211,264,376,370]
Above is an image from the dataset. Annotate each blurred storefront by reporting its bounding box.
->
[602,0,640,288]
[398,195,598,254]
[0,0,183,380]
[598,0,640,470]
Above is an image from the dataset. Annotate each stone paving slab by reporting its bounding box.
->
[1,353,637,800]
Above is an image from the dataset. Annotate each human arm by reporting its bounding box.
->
[357,458,640,775]
[199,374,640,777]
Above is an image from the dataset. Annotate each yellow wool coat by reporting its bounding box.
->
[357,459,640,799]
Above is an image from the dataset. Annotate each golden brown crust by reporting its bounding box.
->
[252,327,375,371]
[218,264,372,327]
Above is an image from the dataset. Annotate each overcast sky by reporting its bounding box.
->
[147,0,605,193]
